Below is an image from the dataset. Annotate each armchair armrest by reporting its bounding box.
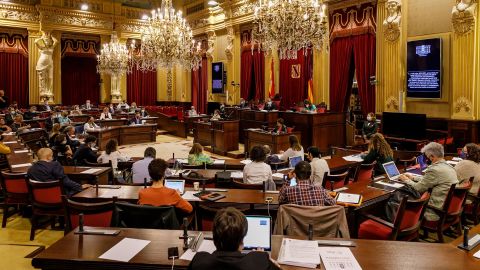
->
[425,204,446,215]
[361,213,394,229]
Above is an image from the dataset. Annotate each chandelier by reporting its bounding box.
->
[97,32,130,76]
[131,0,202,71]
[252,0,329,60]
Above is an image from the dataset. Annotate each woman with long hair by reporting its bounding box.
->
[97,139,129,180]
[456,143,480,200]
[188,143,213,165]
[279,134,304,161]
[361,133,394,173]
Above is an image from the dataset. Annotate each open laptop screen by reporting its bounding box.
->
[164,179,185,194]
[289,156,302,168]
[243,216,271,251]
[383,161,401,180]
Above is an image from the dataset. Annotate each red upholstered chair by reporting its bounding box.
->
[317,107,326,113]
[352,162,376,183]
[27,179,66,240]
[177,107,184,121]
[1,172,29,227]
[464,177,480,224]
[273,100,281,109]
[286,127,295,134]
[323,171,349,191]
[62,196,116,232]
[358,191,431,241]
[421,182,472,243]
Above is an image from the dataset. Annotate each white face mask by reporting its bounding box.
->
[367,117,372,121]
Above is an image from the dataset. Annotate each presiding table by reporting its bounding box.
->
[87,124,157,150]
[192,120,239,155]
[32,228,479,270]
[244,129,301,154]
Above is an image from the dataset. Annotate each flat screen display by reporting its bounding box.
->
[406,38,442,98]
[382,112,427,140]
[243,216,271,250]
[212,62,224,94]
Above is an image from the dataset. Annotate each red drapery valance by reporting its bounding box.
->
[329,3,377,42]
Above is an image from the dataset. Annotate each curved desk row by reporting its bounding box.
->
[86,124,157,150]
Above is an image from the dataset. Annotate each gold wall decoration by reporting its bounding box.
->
[454,96,472,113]
[385,95,400,111]
[231,1,255,18]
[383,0,401,42]
[452,0,477,35]
[225,26,234,61]
[206,31,216,60]
[166,69,173,101]
[0,2,38,23]
[38,6,113,30]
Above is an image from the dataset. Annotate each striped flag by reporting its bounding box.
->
[307,78,314,103]
[269,58,275,98]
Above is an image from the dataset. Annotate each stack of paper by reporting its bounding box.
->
[319,247,362,270]
[182,191,202,201]
[213,159,225,165]
[336,193,361,204]
[231,171,244,178]
[240,159,252,165]
[272,173,285,179]
[99,238,150,262]
[277,238,320,268]
[376,181,404,189]
[342,155,364,162]
[180,239,216,261]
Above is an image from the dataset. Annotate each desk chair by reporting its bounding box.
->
[113,202,179,229]
[232,179,264,190]
[1,172,29,227]
[358,191,431,241]
[323,171,349,191]
[26,179,66,240]
[464,177,480,224]
[63,196,117,232]
[351,162,376,183]
[421,182,472,243]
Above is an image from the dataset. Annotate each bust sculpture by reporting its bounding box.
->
[383,0,401,42]
[452,0,477,34]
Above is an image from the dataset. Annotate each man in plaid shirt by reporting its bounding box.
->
[278,161,336,206]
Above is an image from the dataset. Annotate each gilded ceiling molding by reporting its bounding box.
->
[231,0,255,18]
[0,2,38,22]
[454,96,472,114]
[452,0,477,35]
[383,0,401,42]
[38,5,113,30]
[119,19,148,35]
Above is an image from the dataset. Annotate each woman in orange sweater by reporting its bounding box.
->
[138,158,193,214]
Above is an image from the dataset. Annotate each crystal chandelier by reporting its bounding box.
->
[131,0,202,71]
[252,0,329,60]
[96,32,130,76]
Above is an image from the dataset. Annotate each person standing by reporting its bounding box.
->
[0,90,9,110]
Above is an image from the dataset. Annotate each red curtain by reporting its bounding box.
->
[191,57,207,114]
[61,56,100,105]
[252,51,265,101]
[353,34,376,115]
[279,49,312,109]
[0,53,28,108]
[240,50,253,100]
[329,37,354,112]
[127,69,157,105]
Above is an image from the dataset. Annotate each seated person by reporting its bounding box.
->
[219,103,226,116]
[57,111,72,126]
[307,146,329,187]
[278,161,336,206]
[11,114,30,132]
[0,133,11,154]
[83,116,100,133]
[70,105,82,116]
[42,99,51,112]
[27,148,90,196]
[455,143,480,203]
[129,102,138,113]
[72,135,97,165]
[108,103,116,114]
[0,118,12,132]
[243,146,273,185]
[239,98,247,108]
[97,139,129,179]
[211,109,221,121]
[264,145,281,164]
[117,100,130,110]
[274,118,287,133]
[399,142,459,222]
[129,112,143,125]
[23,106,38,120]
[264,98,276,111]
[279,135,304,161]
[132,147,156,183]
[188,106,198,117]
[138,158,193,213]
[53,134,73,158]
[99,106,113,120]
[362,112,378,140]
[361,133,394,174]
[139,107,149,117]
[45,111,56,131]
[64,125,81,151]
[303,99,316,112]
[4,106,19,125]
[188,143,213,165]
[82,99,93,110]
[49,123,61,146]
[188,207,280,270]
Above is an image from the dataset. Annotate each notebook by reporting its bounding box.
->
[164,179,185,195]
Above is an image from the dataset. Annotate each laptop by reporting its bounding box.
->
[288,156,302,168]
[242,216,272,252]
[164,179,185,195]
[382,161,402,181]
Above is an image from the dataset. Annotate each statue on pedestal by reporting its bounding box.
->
[35,32,58,101]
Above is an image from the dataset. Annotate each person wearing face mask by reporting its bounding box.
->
[28,148,90,196]
[399,142,459,222]
[108,103,115,114]
[361,133,394,174]
[188,106,198,117]
[100,107,113,120]
[4,106,18,125]
[83,116,100,133]
[264,98,276,111]
[53,134,73,158]
[219,103,226,118]
[129,102,138,113]
[72,135,98,165]
[82,99,93,110]
[139,107,149,117]
[129,112,143,125]
[303,99,316,112]
[42,99,51,111]
[274,118,287,133]
[362,112,378,141]
[455,143,480,203]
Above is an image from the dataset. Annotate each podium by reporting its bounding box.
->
[245,129,302,154]
[193,120,239,155]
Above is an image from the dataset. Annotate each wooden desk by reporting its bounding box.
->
[244,129,301,154]
[451,224,480,261]
[32,228,478,270]
[63,166,112,185]
[87,124,157,150]
[193,120,239,155]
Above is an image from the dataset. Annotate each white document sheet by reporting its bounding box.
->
[230,171,244,178]
[272,173,285,179]
[240,159,252,165]
[342,155,364,162]
[182,191,202,201]
[180,239,216,261]
[213,159,225,165]
[474,249,480,259]
[99,238,151,262]
[319,247,362,270]
[3,132,15,135]
[81,168,103,174]
[3,141,16,144]
[176,159,188,164]
[278,238,320,268]
[11,163,32,168]
[14,150,29,154]
[376,181,404,189]
[336,193,361,204]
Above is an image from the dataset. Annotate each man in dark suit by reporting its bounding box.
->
[23,106,38,120]
[188,207,280,270]
[0,89,8,110]
[27,148,90,196]
[139,108,149,117]
[129,112,143,125]
[72,135,97,165]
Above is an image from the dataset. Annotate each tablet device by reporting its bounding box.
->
[288,156,302,168]
[243,216,272,251]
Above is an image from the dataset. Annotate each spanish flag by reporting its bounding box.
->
[268,58,275,98]
[307,78,314,103]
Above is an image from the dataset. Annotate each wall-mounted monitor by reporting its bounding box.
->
[212,62,225,94]
[406,38,442,99]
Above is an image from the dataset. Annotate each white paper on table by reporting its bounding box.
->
[81,168,103,174]
[180,239,216,261]
[3,132,15,135]
[176,159,188,164]
[182,191,202,201]
[272,173,285,179]
[336,193,361,204]
[333,187,349,192]
[319,247,362,270]
[100,188,126,198]
[11,163,32,168]
[99,238,151,262]
[14,150,29,154]
[342,155,364,162]
[230,171,244,178]
[376,181,404,189]
[474,249,480,259]
[452,157,463,162]
[213,159,225,165]
[3,141,16,144]
[446,160,459,166]
[277,238,320,268]
[240,159,252,165]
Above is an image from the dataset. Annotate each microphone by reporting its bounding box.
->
[78,213,84,232]
[464,226,469,248]
[144,177,147,189]
[308,224,313,240]
[202,179,206,191]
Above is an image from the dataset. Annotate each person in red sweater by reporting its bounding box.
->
[138,158,193,213]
